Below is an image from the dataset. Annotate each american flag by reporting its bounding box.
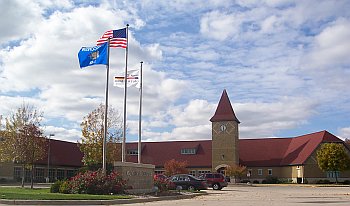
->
[96,28,127,48]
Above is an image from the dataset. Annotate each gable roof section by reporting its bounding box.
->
[126,140,212,168]
[281,130,343,165]
[240,130,344,167]
[210,89,240,123]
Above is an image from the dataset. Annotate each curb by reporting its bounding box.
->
[0,193,205,205]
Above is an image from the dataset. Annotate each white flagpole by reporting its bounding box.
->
[138,61,143,164]
[102,38,111,174]
[122,24,129,162]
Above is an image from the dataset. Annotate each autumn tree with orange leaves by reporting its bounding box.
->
[164,159,189,176]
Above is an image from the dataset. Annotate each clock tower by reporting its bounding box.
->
[210,89,240,172]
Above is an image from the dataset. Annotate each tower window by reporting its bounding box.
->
[181,148,196,155]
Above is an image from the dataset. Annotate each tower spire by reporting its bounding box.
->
[210,89,240,123]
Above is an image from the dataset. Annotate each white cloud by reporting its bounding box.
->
[1,1,350,143]
[44,125,81,142]
[200,11,240,41]
[0,3,189,142]
[304,18,350,70]
[170,99,215,127]
[338,127,350,140]
[0,0,42,45]
[140,95,317,141]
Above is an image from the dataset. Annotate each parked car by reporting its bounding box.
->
[169,174,208,191]
[199,173,228,190]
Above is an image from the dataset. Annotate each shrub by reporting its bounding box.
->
[278,178,293,184]
[58,169,127,195]
[262,176,280,184]
[59,181,70,194]
[154,178,170,192]
[253,180,259,184]
[343,180,350,185]
[50,180,63,193]
[316,179,331,184]
[0,178,7,183]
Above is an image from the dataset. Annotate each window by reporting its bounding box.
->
[14,167,21,181]
[49,169,55,181]
[67,170,76,179]
[155,170,165,174]
[178,175,190,181]
[198,170,210,175]
[189,170,196,176]
[181,148,196,155]
[127,149,138,155]
[35,168,45,182]
[268,169,272,176]
[327,171,339,178]
[57,169,65,180]
[258,169,263,176]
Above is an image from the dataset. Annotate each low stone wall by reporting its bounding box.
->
[114,162,155,194]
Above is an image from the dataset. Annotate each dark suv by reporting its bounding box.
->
[199,173,228,190]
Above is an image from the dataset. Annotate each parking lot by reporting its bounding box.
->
[121,184,350,206]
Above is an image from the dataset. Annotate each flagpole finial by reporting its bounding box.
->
[126,24,129,27]
[140,61,143,64]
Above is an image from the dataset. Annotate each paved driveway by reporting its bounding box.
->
[120,184,350,206]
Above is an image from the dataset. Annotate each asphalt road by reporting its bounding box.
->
[120,184,350,206]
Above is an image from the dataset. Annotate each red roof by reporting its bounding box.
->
[34,130,345,169]
[240,130,344,167]
[36,139,83,167]
[126,140,212,168]
[210,90,240,123]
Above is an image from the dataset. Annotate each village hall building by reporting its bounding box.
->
[1,90,350,183]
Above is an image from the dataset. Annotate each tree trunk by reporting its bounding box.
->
[21,164,25,188]
[30,164,34,189]
[335,171,338,184]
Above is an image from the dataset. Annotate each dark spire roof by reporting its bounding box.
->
[210,89,240,123]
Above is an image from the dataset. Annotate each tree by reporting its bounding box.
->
[0,104,46,188]
[316,143,350,183]
[164,159,188,176]
[79,104,122,169]
[225,164,247,183]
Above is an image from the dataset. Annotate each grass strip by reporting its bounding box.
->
[0,187,132,200]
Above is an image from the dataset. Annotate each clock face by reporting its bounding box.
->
[220,124,227,132]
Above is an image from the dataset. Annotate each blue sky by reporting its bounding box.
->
[1,0,350,142]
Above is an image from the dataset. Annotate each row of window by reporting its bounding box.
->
[155,170,211,177]
[247,169,273,176]
[13,167,77,183]
[127,148,197,155]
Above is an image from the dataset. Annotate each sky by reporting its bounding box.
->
[0,0,350,143]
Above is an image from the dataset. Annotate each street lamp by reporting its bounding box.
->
[46,134,54,183]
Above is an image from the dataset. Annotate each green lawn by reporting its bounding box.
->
[0,187,132,200]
